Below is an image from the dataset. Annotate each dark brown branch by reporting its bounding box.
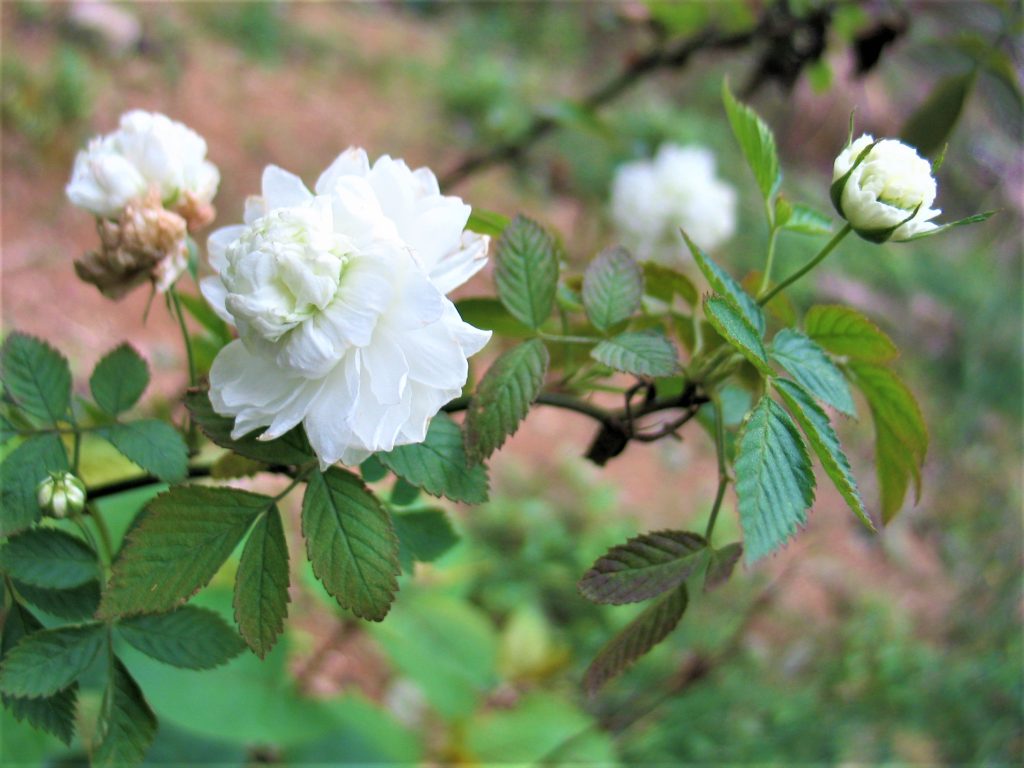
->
[438,25,758,188]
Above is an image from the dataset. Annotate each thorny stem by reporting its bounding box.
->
[169,287,199,450]
[757,223,852,305]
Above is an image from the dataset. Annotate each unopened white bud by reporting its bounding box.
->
[36,471,87,518]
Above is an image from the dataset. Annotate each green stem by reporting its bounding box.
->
[538,331,601,345]
[758,226,780,295]
[704,396,729,542]
[88,505,116,570]
[169,288,197,387]
[757,223,852,305]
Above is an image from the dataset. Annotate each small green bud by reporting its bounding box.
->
[36,471,87,518]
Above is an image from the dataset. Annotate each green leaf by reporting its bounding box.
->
[97,420,188,484]
[578,530,707,605]
[770,329,856,416]
[901,71,976,158]
[359,455,388,483]
[454,297,534,338]
[389,478,421,507]
[1,602,78,745]
[0,434,69,536]
[118,606,246,670]
[0,528,99,589]
[0,333,71,425]
[89,344,149,416]
[466,208,510,238]
[775,378,873,531]
[13,580,101,622]
[464,339,549,464]
[176,291,231,345]
[378,413,489,504]
[642,263,699,306]
[302,468,400,621]
[394,509,460,573]
[0,623,104,698]
[582,246,643,333]
[494,215,560,329]
[683,231,765,335]
[779,203,833,235]
[99,486,270,619]
[704,543,743,592]
[185,389,314,466]
[210,452,265,480]
[804,305,898,363]
[92,658,157,767]
[703,297,772,376]
[590,330,679,377]
[848,363,928,523]
[583,585,688,696]
[722,79,781,200]
[234,506,290,659]
[734,396,816,563]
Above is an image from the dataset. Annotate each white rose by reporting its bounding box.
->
[831,134,941,242]
[67,110,220,219]
[201,149,491,468]
[610,143,737,267]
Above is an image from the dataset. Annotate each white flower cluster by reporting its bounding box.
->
[66,111,220,297]
[202,149,491,468]
[610,144,737,266]
[832,135,940,242]
[67,110,219,219]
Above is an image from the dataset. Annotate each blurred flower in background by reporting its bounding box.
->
[610,143,736,266]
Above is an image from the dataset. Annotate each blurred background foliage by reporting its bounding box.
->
[1,0,1021,765]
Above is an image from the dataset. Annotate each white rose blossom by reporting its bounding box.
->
[831,134,941,242]
[610,143,737,266]
[201,148,491,468]
[67,110,219,220]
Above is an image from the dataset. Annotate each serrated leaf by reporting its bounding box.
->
[379,413,489,504]
[804,305,898,363]
[394,509,460,573]
[780,203,833,235]
[848,363,928,523]
[390,477,421,507]
[584,585,688,696]
[210,452,265,480]
[302,468,399,621]
[770,329,855,416]
[118,606,245,670]
[683,231,765,335]
[360,455,388,483]
[465,339,549,463]
[0,623,104,698]
[494,215,560,329]
[99,486,270,619]
[704,543,743,591]
[233,506,290,658]
[89,344,149,416]
[1,333,71,425]
[901,71,975,158]
[185,388,314,466]
[582,246,643,333]
[722,79,781,200]
[0,528,99,589]
[13,580,101,622]
[92,658,157,767]
[97,420,188,484]
[734,396,816,563]
[453,297,534,339]
[642,263,699,306]
[0,434,69,536]
[578,530,707,605]
[703,297,772,375]
[591,331,679,377]
[1,601,78,745]
[775,378,873,531]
